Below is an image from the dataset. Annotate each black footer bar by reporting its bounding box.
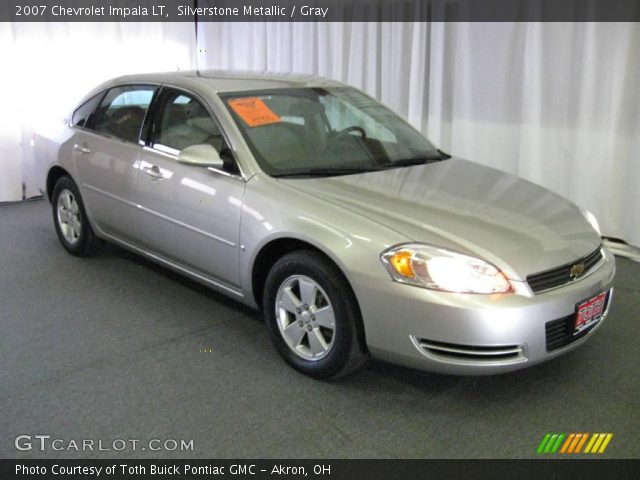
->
[2,459,639,480]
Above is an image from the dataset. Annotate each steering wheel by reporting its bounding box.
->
[334,126,367,140]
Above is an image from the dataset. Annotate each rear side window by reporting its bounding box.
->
[93,86,156,143]
[71,93,102,128]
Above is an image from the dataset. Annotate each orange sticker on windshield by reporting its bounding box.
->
[228,97,281,127]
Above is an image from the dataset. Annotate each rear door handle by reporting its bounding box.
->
[143,165,164,181]
[73,144,91,154]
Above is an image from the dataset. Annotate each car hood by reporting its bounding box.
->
[279,158,601,281]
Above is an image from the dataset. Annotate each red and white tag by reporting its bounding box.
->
[575,292,607,332]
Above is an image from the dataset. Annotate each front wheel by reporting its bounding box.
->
[51,176,98,256]
[263,250,367,378]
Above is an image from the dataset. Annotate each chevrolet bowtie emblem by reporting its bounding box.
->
[570,262,586,279]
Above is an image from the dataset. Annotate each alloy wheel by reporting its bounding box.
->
[56,188,82,245]
[275,275,336,361]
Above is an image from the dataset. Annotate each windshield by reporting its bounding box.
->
[221,87,443,177]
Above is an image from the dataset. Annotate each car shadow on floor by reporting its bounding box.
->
[92,238,612,401]
[96,240,262,319]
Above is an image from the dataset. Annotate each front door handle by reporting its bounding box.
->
[73,143,91,154]
[143,165,164,181]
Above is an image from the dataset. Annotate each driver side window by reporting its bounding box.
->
[152,90,236,173]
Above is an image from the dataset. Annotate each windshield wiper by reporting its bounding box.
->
[379,157,440,168]
[272,167,382,178]
[272,150,451,178]
[379,151,451,169]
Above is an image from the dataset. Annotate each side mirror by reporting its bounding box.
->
[177,144,224,169]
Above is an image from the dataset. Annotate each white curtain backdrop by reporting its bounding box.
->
[1,21,638,247]
[197,22,640,248]
[0,21,196,200]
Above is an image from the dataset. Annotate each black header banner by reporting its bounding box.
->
[1,459,639,480]
[2,0,640,22]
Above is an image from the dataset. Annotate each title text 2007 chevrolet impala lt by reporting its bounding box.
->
[35,71,615,378]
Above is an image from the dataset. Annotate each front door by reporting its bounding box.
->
[132,87,245,288]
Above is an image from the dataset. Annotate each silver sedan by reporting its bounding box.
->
[35,71,615,378]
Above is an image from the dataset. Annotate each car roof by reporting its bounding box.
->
[103,70,346,94]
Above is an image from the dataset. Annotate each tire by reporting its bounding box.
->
[263,250,367,378]
[51,176,98,256]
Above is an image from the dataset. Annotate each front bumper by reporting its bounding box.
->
[357,248,616,375]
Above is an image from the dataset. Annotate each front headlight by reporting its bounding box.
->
[380,244,512,294]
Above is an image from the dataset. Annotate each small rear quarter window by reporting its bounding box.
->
[71,93,103,128]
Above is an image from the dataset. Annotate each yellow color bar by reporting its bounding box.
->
[584,434,598,453]
[598,434,613,453]
[590,434,606,453]
[584,433,614,453]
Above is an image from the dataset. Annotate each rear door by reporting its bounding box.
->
[72,85,157,241]
[131,86,245,288]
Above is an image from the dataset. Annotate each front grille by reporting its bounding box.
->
[413,338,525,363]
[527,247,604,294]
[545,292,610,351]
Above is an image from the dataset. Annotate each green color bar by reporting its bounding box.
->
[537,434,552,454]
[550,433,565,453]
[544,434,559,453]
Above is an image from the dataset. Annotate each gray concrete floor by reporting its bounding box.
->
[1,200,638,459]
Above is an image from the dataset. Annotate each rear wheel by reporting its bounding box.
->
[51,176,98,256]
[263,250,367,378]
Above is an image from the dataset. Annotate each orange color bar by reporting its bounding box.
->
[560,434,576,454]
[574,433,589,453]
[567,434,582,454]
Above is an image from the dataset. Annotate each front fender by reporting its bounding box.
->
[239,174,410,308]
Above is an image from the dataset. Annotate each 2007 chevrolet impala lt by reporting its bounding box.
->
[35,71,615,378]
